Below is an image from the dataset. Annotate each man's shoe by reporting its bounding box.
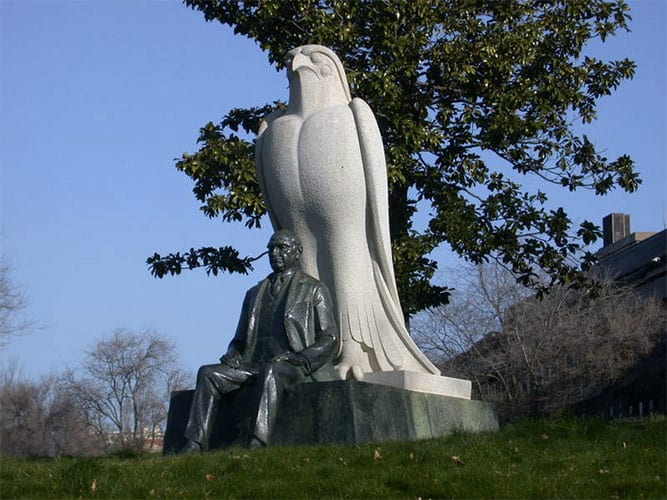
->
[178,439,202,455]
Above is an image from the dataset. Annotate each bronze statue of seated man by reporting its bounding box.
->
[179,229,339,453]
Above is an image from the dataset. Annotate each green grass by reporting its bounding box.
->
[1,416,665,499]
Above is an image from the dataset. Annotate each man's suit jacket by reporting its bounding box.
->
[227,269,339,381]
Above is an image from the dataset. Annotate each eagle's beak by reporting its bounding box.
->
[291,52,313,74]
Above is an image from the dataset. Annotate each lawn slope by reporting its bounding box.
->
[1,416,664,499]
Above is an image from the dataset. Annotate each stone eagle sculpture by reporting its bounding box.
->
[255,44,440,380]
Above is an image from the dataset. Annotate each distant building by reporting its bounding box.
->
[596,213,666,300]
[576,213,666,417]
[102,427,165,454]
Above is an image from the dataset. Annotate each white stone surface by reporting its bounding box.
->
[361,371,472,399]
[256,44,442,380]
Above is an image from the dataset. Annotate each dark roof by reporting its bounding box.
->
[595,229,667,300]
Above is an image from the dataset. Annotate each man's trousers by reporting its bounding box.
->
[183,360,305,448]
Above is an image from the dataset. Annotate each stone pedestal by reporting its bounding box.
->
[163,380,498,453]
[360,370,472,398]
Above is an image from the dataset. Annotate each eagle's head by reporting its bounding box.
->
[286,45,351,104]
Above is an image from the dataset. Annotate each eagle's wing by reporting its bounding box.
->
[349,98,406,367]
[256,109,287,230]
[350,98,441,374]
[349,98,401,301]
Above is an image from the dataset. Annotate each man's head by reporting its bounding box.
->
[267,230,302,273]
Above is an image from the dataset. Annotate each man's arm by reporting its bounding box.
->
[220,287,254,366]
[293,283,338,374]
[220,350,242,368]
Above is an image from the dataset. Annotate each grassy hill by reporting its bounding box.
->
[1,416,664,499]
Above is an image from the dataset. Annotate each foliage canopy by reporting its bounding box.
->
[148,0,638,317]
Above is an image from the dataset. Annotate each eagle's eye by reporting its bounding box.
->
[320,64,333,77]
[310,53,323,64]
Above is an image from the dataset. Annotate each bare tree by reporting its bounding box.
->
[414,263,665,420]
[64,328,188,450]
[414,264,533,364]
[0,361,102,457]
[0,263,32,346]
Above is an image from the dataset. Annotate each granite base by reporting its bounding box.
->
[163,380,498,453]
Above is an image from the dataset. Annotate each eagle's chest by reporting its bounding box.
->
[261,106,364,218]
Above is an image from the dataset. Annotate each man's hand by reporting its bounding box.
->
[220,351,241,368]
[272,351,308,368]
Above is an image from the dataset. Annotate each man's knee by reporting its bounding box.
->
[196,364,218,384]
[263,360,287,377]
[261,360,302,386]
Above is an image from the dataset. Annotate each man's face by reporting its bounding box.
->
[268,234,300,273]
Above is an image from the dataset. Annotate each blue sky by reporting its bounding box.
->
[1,0,665,379]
